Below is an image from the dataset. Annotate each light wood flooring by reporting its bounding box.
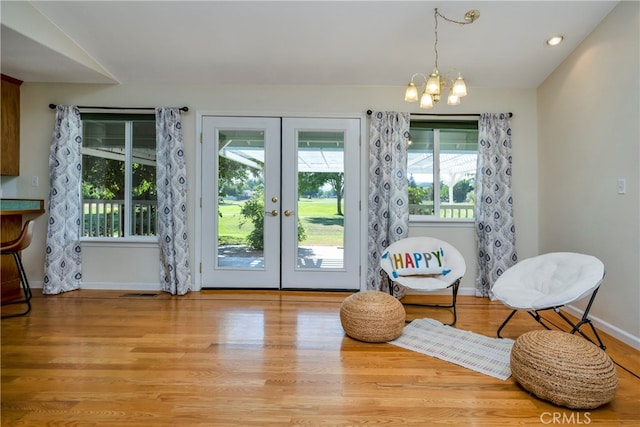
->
[1,290,639,426]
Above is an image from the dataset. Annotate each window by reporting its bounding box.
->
[407,120,478,221]
[81,114,157,238]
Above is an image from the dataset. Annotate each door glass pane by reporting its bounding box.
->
[216,130,266,269]
[296,131,345,270]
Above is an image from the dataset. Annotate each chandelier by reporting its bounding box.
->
[404,8,480,109]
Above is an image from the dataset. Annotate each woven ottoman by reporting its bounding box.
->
[340,291,405,342]
[510,330,618,409]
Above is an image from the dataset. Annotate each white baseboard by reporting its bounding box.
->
[564,304,640,351]
[30,281,163,292]
[458,287,477,296]
[404,287,477,296]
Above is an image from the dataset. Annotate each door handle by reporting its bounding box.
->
[284,210,295,217]
[265,209,279,217]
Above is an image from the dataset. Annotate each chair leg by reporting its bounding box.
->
[527,310,553,330]
[496,309,518,338]
[553,289,606,350]
[385,272,459,326]
[1,252,32,319]
[401,279,460,326]
[497,309,553,339]
[385,272,394,296]
[555,309,605,350]
[447,279,460,326]
[496,289,606,351]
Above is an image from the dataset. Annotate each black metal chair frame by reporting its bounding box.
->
[385,272,461,326]
[496,286,606,350]
[1,221,34,319]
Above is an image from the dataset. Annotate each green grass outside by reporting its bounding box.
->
[218,198,344,246]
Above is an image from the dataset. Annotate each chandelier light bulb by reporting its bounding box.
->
[452,75,467,97]
[447,88,460,105]
[404,82,419,102]
[420,91,434,109]
[426,69,441,95]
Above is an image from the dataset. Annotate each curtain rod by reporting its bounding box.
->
[366,110,512,118]
[48,104,189,112]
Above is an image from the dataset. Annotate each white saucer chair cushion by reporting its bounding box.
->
[380,237,466,291]
[492,252,605,310]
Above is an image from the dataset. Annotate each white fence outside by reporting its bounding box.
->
[83,199,157,237]
[409,203,474,219]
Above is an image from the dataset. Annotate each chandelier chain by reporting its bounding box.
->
[432,8,477,71]
[434,8,478,26]
[433,9,439,69]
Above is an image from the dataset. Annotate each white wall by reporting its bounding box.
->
[537,1,640,345]
[4,83,538,295]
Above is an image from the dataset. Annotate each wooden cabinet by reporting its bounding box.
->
[1,74,22,176]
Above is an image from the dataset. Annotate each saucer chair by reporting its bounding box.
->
[492,252,606,350]
[380,237,466,326]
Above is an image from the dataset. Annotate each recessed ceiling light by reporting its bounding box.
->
[546,35,565,47]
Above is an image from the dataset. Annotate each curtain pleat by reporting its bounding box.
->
[43,105,83,294]
[475,113,518,298]
[156,107,191,295]
[367,111,410,295]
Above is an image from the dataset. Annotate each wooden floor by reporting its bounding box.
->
[1,290,638,426]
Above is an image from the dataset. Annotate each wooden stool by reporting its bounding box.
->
[510,330,618,409]
[1,220,34,318]
[340,291,405,342]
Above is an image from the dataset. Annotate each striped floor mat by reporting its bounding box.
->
[389,318,515,380]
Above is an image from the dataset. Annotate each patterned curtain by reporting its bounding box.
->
[367,111,410,295]
[43,106,83,294]
[475,113,518,298]
[156,108,192,295]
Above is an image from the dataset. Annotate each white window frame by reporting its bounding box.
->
[408,120,478,225]
[80,114,159,242]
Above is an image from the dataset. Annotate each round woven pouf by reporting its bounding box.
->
[340,291,405,343]
[511,330,618,409]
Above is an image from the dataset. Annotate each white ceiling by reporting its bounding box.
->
[1,1,618,88]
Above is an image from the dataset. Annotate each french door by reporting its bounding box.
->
[201,116,360,290]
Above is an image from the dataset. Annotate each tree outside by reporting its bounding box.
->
[298,172,344,216]
[217,163,346,250]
